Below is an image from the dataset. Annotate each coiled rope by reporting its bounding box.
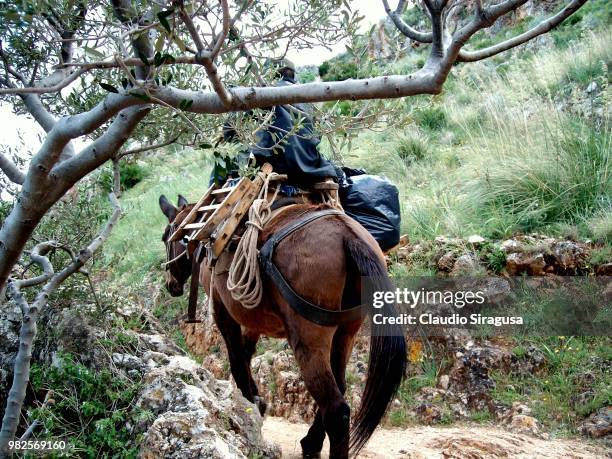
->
[226,172,280,309]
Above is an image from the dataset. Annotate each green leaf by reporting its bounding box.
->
[155,34,165,53]
[99,82,119,93]
[154,51,163,67]
[172,34,187,52]
[199,143,213,149]
[128,91,151,102]
[157,9,174,33]
[136,50,149,67]
[84,46,105,59]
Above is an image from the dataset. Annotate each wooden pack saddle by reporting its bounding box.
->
[168,163,283,260]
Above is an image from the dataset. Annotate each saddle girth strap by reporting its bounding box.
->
[259,209,365,327]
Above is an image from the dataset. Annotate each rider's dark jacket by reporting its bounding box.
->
[210,76,336,185]
[248,77,337,184]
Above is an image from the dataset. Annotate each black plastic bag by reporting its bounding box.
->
[338,169,401,251]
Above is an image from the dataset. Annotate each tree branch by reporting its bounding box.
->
[0,153,25,185]
[457,0,588,62]
[444,0,530,64]
[117,133,182,159]
[382,0,433,43]
[178,0,234,107]
[0,193,122,454]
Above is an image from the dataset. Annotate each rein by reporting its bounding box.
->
[163,223,189,268]
[164,220,202,323]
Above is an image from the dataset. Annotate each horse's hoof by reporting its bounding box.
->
[300,437,323,458]
[253,396,267,416]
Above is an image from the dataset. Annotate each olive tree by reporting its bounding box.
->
[0,0,588,451]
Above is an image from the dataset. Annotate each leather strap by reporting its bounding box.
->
[259,209,365,327]
[186,245,202,323]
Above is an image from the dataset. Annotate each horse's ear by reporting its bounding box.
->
[177,194,188,208]
[159,195,178,221]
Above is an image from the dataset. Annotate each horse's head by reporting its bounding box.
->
[159,194,192,297]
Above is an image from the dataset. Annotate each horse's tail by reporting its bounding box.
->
[344,236,406,456]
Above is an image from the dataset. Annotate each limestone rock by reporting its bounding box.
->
[580,406,612,438]
[551,241,589,273]
[509,414,541,436]
[506,252,546,276]
[501,239,522,253]
[499,402,541,437]
[436,252,456,272]
[451,253,482,276]
[416,402,442,424]
[251,350,316,423]
[595,263,612,275]
[137,355,279,458]
[437,374,450,391]
[467,235,486,245]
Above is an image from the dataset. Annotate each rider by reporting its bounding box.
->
[210,58,337,186]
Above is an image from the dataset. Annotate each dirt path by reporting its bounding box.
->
[262,417,609,458]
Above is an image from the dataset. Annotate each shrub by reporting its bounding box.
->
[99,161,148,192]
[0,200,12,224]
[396,133,430,163]
[29,353,142,457]
[414,106,448,131]
[468,120,610,235]
[298,70,316,83]
[319,60,359,82]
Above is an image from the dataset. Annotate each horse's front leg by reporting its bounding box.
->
[212,296,258,403]
[242,330,266,416]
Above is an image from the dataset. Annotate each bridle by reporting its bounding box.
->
[163,222,189,269]
[163,218,203,324]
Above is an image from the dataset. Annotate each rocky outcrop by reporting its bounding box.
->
[251,350,317,423]
[580,406,612,439]
[392,234,606,276]
[135,356,279,458]
[0,300,278,458]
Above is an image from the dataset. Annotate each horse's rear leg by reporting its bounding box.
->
[300,323,360,458]
[213,299,264,414]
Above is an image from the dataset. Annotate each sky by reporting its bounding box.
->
[0,1,387,167]
[285,0,387,66]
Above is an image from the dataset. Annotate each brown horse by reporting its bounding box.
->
[159,195,406,458]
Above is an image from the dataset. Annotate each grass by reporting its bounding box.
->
[101,147,213,288]
[326,31,611,243]
[491,337,612,436]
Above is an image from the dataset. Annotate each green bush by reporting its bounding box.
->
[319,59,359,81]
[414,106,448,131]
[469,122,611,235]
[318,61,330,78]
[551,0,612,47]
[396,133,429,163]
[29,353,142,458]
[0,200,12,224]
[298,70,316,83]
[99,161,148,193]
